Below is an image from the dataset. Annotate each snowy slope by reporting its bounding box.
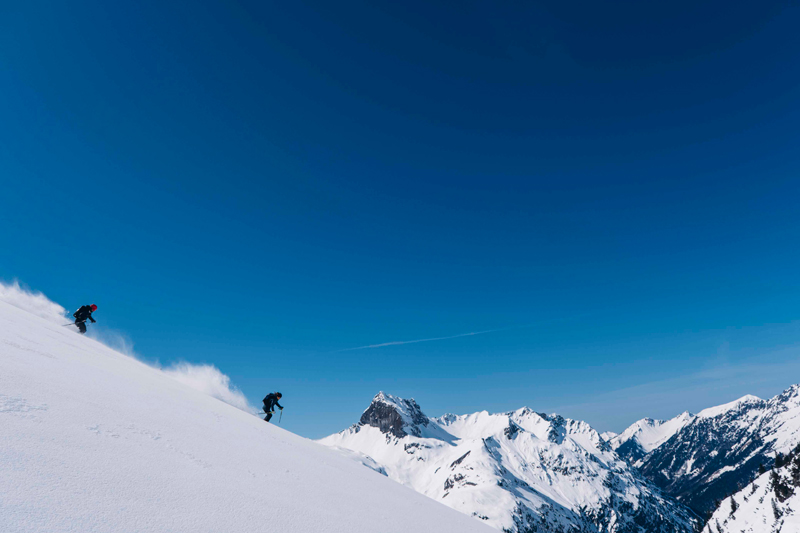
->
[703,463,800,533]
[609,412,695,464]
[601,431,618,441]
[0,300,494,533]
[638,387,800,515]
[322,393,697,533]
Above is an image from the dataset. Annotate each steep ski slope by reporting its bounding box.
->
[609,412,695,464]
[322,392,697,533]
[0,301,493,533]
[639,387,800,516]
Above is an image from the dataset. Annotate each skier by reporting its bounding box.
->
[262,392,283,422]
[72,304,97,334]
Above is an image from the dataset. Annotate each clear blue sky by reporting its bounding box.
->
[2,1,799,438]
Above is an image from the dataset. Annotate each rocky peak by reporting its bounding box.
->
[546,414,567,444]
[772,384,800,408]
[323,395,698,533]
[359,392,430,438]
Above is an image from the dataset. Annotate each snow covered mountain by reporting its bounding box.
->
[609,412,695,464]
[322,392,697,533]
[703,450,800,533]
[637,387,800,516]
[0,297,494,533]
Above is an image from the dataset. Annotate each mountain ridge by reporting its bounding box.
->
[637,384,800,515]
[322,391,698,533]
[702,443,800,532]
[610,412,695,464]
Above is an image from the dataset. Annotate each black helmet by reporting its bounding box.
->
[276,392,282,398]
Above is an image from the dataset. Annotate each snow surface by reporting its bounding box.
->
[610,412,695,454]
[696,394,763,419]
[323,400,696,532]
[0,299,494,533]
[703,466,800,533]
[601,431,618,441]
[637,385,800,515]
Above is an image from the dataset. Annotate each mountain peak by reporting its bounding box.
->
[696,394,764,419]
[323,395,697,533]
[611,411,696,462]
[360,392,429,438]
[371,391,408,408]
[774,383,800,405]
[637,386,800,515]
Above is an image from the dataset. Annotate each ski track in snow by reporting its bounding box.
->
[0,300,494,533]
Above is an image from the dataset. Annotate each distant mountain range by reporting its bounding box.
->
[321,392,697,533]
[634,385,800,515]
[322,385,800,532]
[607,411,695,464]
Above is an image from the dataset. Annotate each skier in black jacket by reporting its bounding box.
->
[263,392,283,422]
[73,304,97,334]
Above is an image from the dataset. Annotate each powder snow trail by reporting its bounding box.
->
[0,300,494,533]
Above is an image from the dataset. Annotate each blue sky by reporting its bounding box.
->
[2,0,799,438]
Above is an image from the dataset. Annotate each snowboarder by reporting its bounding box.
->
[73,304,97,334]
[263,392,283,422]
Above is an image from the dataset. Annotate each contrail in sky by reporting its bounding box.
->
[330,312,600,354]
[332,326,522,353]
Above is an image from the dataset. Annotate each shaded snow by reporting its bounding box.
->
[638,386,800,515]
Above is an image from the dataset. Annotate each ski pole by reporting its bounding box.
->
[279,409,283,424]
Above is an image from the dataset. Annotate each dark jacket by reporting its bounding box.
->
[73,305,96,323]
[263,393,283,411]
